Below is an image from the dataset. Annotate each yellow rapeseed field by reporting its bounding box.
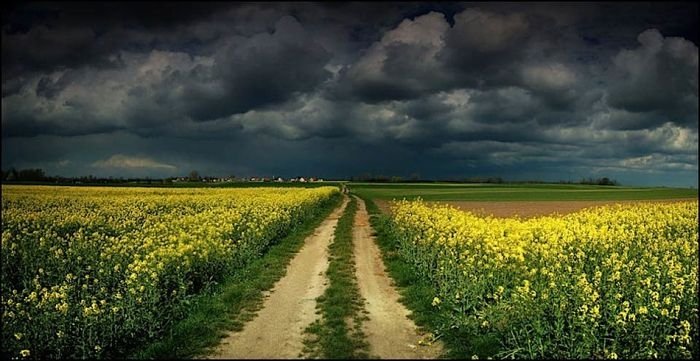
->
[1,185,339,359]
[390,200,698,359]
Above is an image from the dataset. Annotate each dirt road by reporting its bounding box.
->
[208,196,349,359]
[352,196,443,359]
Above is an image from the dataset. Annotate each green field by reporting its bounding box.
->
[348,182,698,201]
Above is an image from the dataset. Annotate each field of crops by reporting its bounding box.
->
[350,183,698,201]
[1,185,339,359]
[389,200,698,359]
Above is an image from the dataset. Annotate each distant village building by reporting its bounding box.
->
[168,174,324,183]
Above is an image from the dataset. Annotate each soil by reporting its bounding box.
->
[352,196,443,359]
[207,196,349,359]
[375,198,697,218]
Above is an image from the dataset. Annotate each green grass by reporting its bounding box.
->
[124,193,343,359]
[349,182,697,201]
[357,193,505,359]
[303,197,370,359]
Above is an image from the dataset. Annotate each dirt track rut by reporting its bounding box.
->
[207,196,349,359]
[353,196,443,359]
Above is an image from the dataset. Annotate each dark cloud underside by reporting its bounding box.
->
[2,2,698,186]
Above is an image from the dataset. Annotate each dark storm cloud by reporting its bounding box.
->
[34,70,82,99]
[1,2,229,77]
[1,2,433,80]
[441,7,532,86]
[1,2,698,186]
[187,16,332,120]
[605,29,698,128]
[331,6,586,110]
[331,11,452,103]
[3,24,109,78]
[118,15,334,127]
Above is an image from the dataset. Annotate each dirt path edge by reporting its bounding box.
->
[207,196,349,359]
[353,196,443,359]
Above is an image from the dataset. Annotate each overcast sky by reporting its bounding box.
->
[2,2,698,186]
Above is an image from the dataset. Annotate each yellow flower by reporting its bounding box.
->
[6,185,694,359]
[388,199,698,357]
[20,349,30,357]
[680,320,691,332]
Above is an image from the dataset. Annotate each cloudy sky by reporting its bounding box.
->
[2,2,698,186]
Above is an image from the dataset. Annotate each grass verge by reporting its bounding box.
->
[125,193,343,359]
[357,193,499,359]
[303,196,370,359]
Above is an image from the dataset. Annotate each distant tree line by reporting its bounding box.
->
[2,167,619,186]
[2,168,46,181]
[0,168,240,185]
[516,177,619,186]
[349,173,424,183]
[350,173,619,185]
[349,173,505,183]
[576,177,619,186]
[1,168,170,185]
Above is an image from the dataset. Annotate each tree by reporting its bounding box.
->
[4,168,18,181]
[17,168,45,181]
[189,170,200,181]
[597,177,618,186]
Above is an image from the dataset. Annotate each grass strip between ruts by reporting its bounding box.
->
[303,196,371,359]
